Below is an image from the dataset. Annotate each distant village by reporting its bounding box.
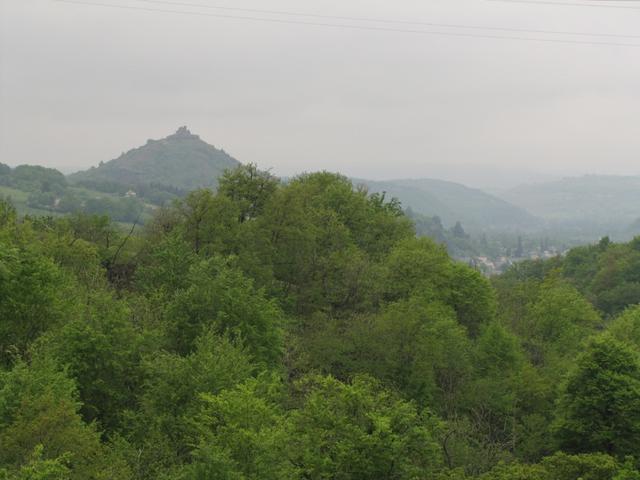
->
[466,246,565,276]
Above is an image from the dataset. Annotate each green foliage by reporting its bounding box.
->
[450,263,497,337]
[503,236,640,318]
[382,237,453,302]
[134,231,196,296]
[251,172,413,314]
[608,305,640,350]
[0,446,71,480]
[0,358,131,479]
[9,165,67,193]
[478,452,622,480]
[165,257,284,365]
[130,332,254,458]
[614,458,640,480]
[540,452,620,480]
[189,374,295,480]
[178,189,240,255]
[530,278,600,363]
[0,198,17,227]
[553,335,640,457]
[478,461,547,480]
[0,242,73,366]
[218,163,278,222]
[350,295,471,409]
[177,446,243,480]
[499,274,601,369]
[36,290,142,431]
[0,164,148,222]
[4,166,640,479]
[288,374,443,480]
[68,126,240,190]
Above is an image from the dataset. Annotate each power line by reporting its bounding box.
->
[564,0,640,2]
[53,0,640,47]
[489,0,640,9]
[131,0,640,40]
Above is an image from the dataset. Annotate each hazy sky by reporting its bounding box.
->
[1,0,639,187]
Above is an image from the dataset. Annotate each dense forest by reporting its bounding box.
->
[2,165,640,479]
[0,159,571,271]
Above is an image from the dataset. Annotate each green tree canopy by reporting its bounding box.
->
[553,335,640,457]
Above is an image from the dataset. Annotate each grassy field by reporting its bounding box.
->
[0,184,156,226]
[0,185,60,217]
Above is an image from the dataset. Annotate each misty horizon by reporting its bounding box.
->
[1,124,637,191]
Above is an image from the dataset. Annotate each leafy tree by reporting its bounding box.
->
[451,221,467,239]
[134,232,196,297]
[165,257,284,365]
[520,276,600,368]
[451,322,549,470]
[0,358,131,479]
[288,374,443,480]
[249,172,411,314]
[0,446,71,480]
[588,244,640,316]
[357,191,413,260]
[176,446,243,480]
[57,213,117,253]
[10,165,67,193]
[381,237,453,303]
[562,244,601,292]
[129,332,254,464]
[0,242,74,366]
[36,290,142,431]
[449,263,497,337]
[477,452,621,480]
[189,375,295,480]
[614,458,640,480]
[8,162,640,479]
[348,295,471,410]
[553,335,640,457]
[540,452,621,480]
[607,305,640,350]
[0,198,17,227]
[178,189,239,255]
[218,163,278,223]
[292,294,472,411]
[477,461,547,480]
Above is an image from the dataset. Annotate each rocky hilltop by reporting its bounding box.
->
[69,127,241,190]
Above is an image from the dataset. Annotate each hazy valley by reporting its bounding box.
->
[3,127,638,275]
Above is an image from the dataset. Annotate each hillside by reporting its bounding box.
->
[69,126,240,190]
[4,172,640,478]
[68,128,539,233]
[360,177,541,231]
[500,175,640,235]
[0,162,151,223]
[3,131,540,235]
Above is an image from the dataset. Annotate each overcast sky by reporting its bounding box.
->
[1,0,639,188]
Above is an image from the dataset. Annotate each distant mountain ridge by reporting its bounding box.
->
[499,175,640,234]
[69,126,240,190]
[359,177,541,232]
[65,127,542,232]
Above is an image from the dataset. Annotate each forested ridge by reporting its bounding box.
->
[2,165,640,480]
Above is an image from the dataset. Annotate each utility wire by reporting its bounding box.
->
[489,0,640,9]
[54,0,640,47]
[131,0,640,40]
